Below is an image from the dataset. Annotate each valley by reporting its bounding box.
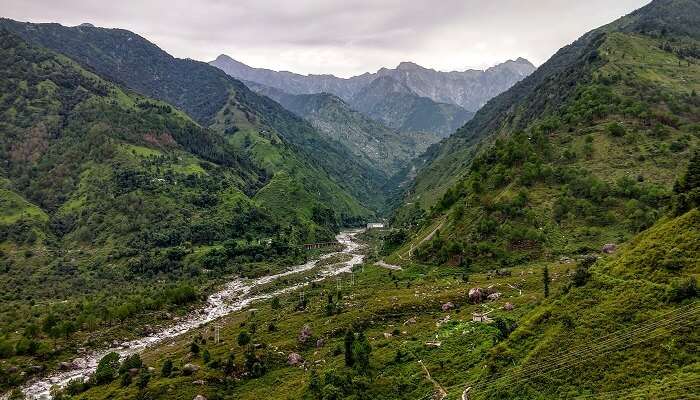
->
[1,0,699,399]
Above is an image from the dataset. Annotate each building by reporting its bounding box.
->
[366,222,385,229]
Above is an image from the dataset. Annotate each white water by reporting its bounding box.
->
[19,230,365,400]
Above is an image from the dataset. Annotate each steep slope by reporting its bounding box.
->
[396,0,700,269]
[468,208,699,399]
[0,18,386,214]
[210,54,535,111]
[250,83,441,177]
[0,30,330,390]
[349,76,474,138]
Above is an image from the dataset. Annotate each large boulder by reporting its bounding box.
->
[298,324,312,344]
[468,288,483,304]
[182,363,200,376]
[287,352,304,366]
[487,292,501,301]
[602,243,617,254]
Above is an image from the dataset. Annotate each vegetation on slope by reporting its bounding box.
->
[395,3,700,270]
[0,18,387,214]
[0,31,351,391]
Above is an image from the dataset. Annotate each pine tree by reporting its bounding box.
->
[543,266,550,298]
[344,329,355,367]
[160,359,173,377]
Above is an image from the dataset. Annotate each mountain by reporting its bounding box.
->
[249,83,441,178]
[0,18,388,214]
[394,0,700,268]
[210,54,535,112]
[347,76,474,137]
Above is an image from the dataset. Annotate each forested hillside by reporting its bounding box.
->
[248,83,441,178]
[0,18,388,214]
[395,0,700,271]
[0,30,368,392]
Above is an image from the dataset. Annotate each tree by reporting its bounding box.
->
[94,352,120,385]
[190,341,200,355]
[161,359,173,377]
[237,330,251,346]
[543,266,550,298]
[344,329,355,367]
[352,332,372,373]
[202,348,211,364]
[137,370,150,390]
[120,372,132,387]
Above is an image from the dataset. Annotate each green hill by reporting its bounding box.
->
[249,84,441,179]
[0,18,386,215]
[0,30,370,391]
[394,0,700,270]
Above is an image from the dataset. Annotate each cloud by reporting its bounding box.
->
[3,0,650,77]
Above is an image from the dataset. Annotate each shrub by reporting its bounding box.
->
[607,122,626,137]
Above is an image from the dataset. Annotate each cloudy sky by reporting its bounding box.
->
[4,0,650,77]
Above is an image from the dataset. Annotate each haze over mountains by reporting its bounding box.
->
[0,1,698,399]
[211,54,534,170]
[210,55,535,112]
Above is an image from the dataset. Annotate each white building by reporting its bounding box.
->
[366,223,385,229]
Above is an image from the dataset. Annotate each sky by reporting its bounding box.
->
[3,0,651,78]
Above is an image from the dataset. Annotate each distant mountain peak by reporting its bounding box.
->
[396,61,424,71]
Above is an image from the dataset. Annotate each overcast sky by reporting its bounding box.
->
[4,0,650,77]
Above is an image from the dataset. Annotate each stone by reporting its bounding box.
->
[315,338,325,348]
[287,352,304,366]
[128,368,140,377]
[468,287,483,304]
[298,324,312,344]
[441,302,455,311]
[58,362,73,370]
[6,366,19,374]
[503,302,515,311]
[383,332,393,339]
[602,243,617,254]
[193,395,207,400]
[487,292,501,301]
[182,363,200,376]
[404,317,417,325]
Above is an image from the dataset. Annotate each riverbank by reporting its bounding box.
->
[18,230,366,399]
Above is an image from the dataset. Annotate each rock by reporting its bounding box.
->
[441,302,455,311]
[128,368,140,377]
[27,365,44,373]
[287,352,304,366]
[404,317,417,325]
[58,362,73,371]
[193,395,207,400]
[298,324,312,344]
[193,380,206,385]
[315,338,325,348]
[503,302,515,311]
[383,332,393,339]
[468,287,483,304]
[487,292,501,301]
[182,363,200,376]
[6,366,19,374]
[72,358,87,369]
[602,243,617,254]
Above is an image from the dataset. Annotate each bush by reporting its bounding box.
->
[667,277,697,302]
[607,122,626,137]
[94,352,120,385]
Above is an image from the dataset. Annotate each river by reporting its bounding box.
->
[19,229,365,399]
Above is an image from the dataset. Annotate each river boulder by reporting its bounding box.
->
[182,363,200,376]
